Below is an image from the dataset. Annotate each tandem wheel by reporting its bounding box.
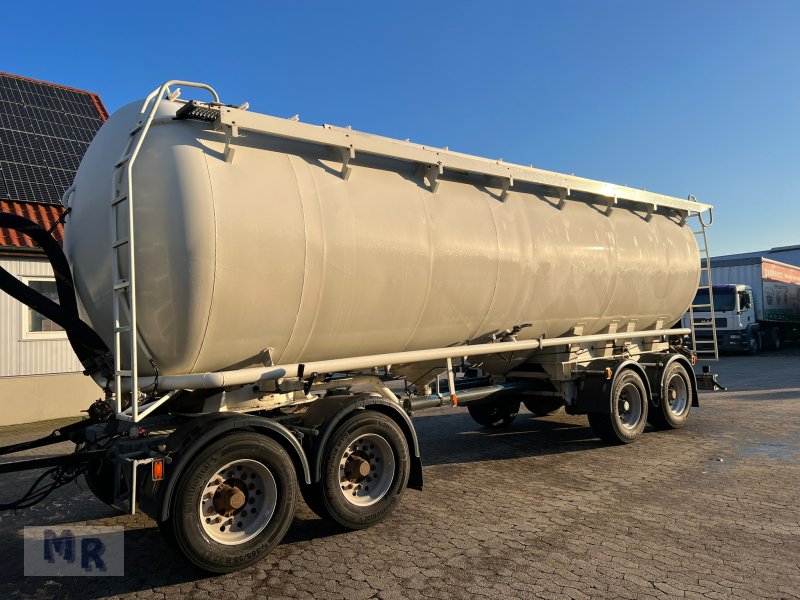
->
[301,410,411,530]
[467,398,520,428]
[158,431,297,573]
[649,361,693,430]
[522,397,563,417]
[587,368,649,444]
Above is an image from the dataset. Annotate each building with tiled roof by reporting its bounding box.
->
[0,73,107,425]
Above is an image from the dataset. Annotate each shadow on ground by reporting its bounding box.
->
[2,346,799,598]
[0,408,611,598]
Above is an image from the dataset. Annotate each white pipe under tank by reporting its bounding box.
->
[124,328,689,393]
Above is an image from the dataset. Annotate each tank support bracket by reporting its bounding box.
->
[223,125,239,163]
[424,163,443,193]
[558,188,570,210]
[499,176,514,202]
[339,145,355,180]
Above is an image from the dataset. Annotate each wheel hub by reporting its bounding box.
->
[616,382,643,430]
[200,459,278,546]
[666,372,689,416]
[343,454,371,482]
[213,481,247,517]
[338,433,396,507]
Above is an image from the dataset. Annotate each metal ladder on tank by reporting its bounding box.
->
[686,201,719,361]
[109,80,220,422]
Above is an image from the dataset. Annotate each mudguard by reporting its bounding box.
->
[638,352,699,408]
[142,412,311,522]
[574,359,653,414]
[300,395,424,491]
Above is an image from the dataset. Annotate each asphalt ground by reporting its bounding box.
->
[0,349,798,599]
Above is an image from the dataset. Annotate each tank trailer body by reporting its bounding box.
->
[0,81,717,572]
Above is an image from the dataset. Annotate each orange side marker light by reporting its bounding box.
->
[152,459,165,481]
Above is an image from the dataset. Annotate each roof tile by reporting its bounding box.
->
[0,198,65,249]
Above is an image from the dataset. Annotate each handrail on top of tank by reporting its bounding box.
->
[139,80,220,114]
[689,195,714,228]
[134,80,712,217]
[212,103,713,215]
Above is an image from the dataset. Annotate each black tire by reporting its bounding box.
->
[78,439,122,511]
[522,397,563,417]
[467,399,520,428]
[83,458,118,508]
[747,333,760,355]
[587,369,649,444]
[303,411,410,530]
[770,328,781,351]
[649,362,692,430]
[160,432,297,573]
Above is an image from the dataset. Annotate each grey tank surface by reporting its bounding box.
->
[65,99,700,382]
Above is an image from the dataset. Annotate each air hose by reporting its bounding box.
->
[0,211,113,380]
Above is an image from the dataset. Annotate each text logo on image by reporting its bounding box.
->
[24,526,124,576]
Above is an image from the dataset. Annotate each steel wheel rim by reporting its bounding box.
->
[338,433,395,507]
[199,458,277,546]
[617,383,643,430]
[666,372,689,417]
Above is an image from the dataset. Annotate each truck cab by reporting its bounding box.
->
[683,284,759,353]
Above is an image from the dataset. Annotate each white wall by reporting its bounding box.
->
[0,255,84,377]
[0,373,100,426]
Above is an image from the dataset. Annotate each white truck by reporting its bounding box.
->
[0,80,717,573]
[683,257,800,353]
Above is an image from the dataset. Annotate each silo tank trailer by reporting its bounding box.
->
[0,80,721,573]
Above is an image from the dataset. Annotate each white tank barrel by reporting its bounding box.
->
[65,97,701,382]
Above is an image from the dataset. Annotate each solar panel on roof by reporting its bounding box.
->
[0,74,106,204]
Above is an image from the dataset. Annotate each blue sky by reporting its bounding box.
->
[5,1,799,255]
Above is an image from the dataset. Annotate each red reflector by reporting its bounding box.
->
[152,459,164,481]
